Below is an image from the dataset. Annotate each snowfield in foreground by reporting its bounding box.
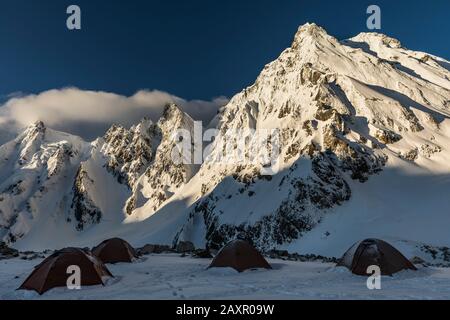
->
[1,254,450,300]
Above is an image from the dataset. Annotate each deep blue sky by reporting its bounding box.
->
[0,0,449,100]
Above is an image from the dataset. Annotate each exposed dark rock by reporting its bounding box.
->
[410,256,426,265]
[176,241,195,253]
[265,249,338,263]
[71,166,102,231]
[315,104,337,121]
[375,128,402,144]
[400,148,419,161]
[137,244,174,255]
[192,249,213,259]
[0,242,19,259]
[267,250,289,258]
[102,121,155,188]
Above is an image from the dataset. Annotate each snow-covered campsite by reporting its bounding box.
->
[1,236,450,300]
[2,253,450,300]
[1,4,449,300]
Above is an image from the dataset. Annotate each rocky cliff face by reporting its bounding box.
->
[125,104,200,220]
[69,103,199,230]
[100,119,156,188]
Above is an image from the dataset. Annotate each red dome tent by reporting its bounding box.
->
[337,239,417,276]
[92,238,137,264]
[208,240,272,273]
[18,247,113,295]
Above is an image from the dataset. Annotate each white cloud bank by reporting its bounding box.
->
[0,88,228,144]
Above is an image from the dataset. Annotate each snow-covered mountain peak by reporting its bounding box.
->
[0,121,88,243]
[294,22,329,40]
[166,24,450,251]
[158,103,195,132]
[19,121,46,146]
[162,103,183,119]
[24,120,46,133]
[291,23,339,51]
[125,104,199,221]
[350,32,402,49]
[132,117,154,135]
